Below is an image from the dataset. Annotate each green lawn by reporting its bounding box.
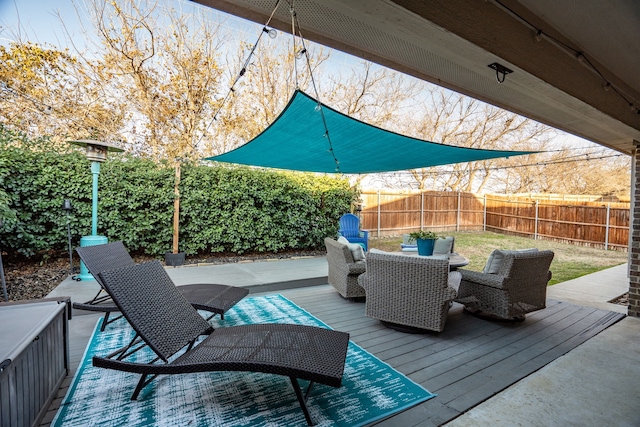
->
[368,231,628,285]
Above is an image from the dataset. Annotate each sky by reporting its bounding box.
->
[0,0,262,51]
[0,0,88,48]
[0,0,617,189]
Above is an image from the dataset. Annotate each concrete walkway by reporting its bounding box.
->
[48,258,640,426]
[446,263,640,427]
[49,256,329,314]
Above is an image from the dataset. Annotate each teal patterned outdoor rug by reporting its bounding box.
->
[53,294,435,426]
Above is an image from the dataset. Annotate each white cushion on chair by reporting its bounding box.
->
[337,236,366,261]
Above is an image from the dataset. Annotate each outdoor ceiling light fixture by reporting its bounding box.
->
[488,62,513,84]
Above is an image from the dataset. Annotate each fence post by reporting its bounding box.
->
[377,190,381,237]
[605,203,610,250]
[456,192,461,232]
[483,194,487,231]
[534,200,539,240]
[421,191,424,231]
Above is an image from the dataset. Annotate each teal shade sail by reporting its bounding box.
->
[206,90,537,174]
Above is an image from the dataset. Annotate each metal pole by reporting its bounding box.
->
[0,251,6,302]
[67,212,73,275]
[62,200,73,276]
[0,219,6,302]
[90,162,100,236]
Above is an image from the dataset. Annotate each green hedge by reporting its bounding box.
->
[0,126,356,257]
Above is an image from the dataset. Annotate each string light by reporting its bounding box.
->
[295,48,307,59]
[262,27,277,39]
[492,0,640,115]
[370,152,625,177]
[289,5,341,173]
[195,0,282,148]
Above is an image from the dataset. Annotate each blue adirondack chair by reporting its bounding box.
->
[338,213,369,251]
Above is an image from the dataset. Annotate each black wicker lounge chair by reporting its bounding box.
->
[73,241,249,331]
[95,260,350,426]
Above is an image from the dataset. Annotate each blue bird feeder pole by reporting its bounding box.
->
[67,140,123,281]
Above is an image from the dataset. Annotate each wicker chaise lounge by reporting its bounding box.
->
[74,241,249,330]
[95,260,350,426]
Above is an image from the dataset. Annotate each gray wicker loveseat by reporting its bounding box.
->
[455,248,555,321]
[324,237,367,299]
[357,251,459,332]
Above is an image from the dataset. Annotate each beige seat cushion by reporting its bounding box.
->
[433,237,454,255]
[337,236,366,261]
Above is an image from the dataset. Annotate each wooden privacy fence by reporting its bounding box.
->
[359,191,630,250]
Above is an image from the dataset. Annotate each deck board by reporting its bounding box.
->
[42,284,625,427]
[277,286,625,426]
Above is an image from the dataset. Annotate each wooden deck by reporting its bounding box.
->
[41,284,624,426]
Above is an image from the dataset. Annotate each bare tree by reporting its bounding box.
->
[502,147,630,195]
[0,42,126,145]
[86,0,227,254]
[394,87,555,192]
[205,33,331,156]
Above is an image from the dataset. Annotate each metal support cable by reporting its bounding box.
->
[194,0,282,149]
[290,7,341,172]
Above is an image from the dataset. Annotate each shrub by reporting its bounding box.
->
[0,126,356,257]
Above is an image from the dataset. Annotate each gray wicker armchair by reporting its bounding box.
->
[358,252,457,332]
[455,249,554,320]
[324,237,367,299]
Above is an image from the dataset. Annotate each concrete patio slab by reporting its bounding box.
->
[44,257,637,426]
[446,262,635,426]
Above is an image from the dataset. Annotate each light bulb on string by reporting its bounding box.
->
[262,27,277,39]
[295,48,307,59]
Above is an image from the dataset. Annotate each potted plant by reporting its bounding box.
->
[408,230,440,256]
